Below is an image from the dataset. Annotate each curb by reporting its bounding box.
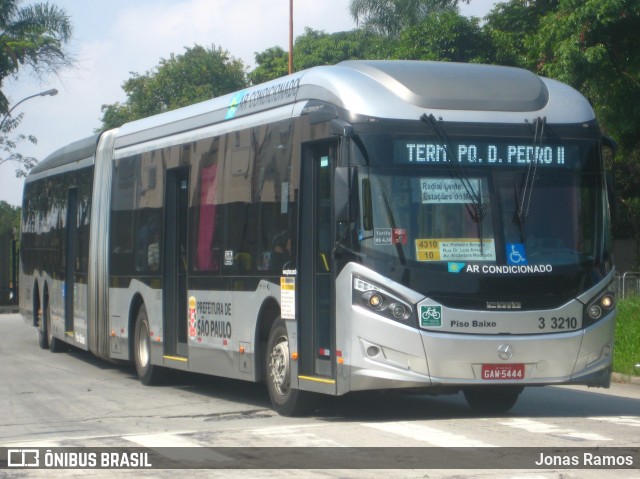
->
[611,372,640,386]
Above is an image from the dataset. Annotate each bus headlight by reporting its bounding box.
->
[365,291,384,309]
[353,276,414,324]
[390,303,408,320]
[588,304,602,320]
[584,291,615,326]
[600,293,614,310]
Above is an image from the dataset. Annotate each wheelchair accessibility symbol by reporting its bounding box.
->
[507,243,528,265]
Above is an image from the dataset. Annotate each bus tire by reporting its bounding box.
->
[463,386,523,414]
[266,318,316,416]
[46,301,67,353]
[133,305,166,385]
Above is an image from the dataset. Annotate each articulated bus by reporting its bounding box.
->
[20,60,617,415]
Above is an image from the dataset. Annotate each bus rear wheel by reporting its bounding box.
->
[133,305,166,385]
[463,386,523,414]
[266,318,315,416]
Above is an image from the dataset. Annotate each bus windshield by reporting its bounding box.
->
[355,130,610,275]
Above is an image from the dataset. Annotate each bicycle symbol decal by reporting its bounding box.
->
[507,243,528,265]
[420,305,443,328]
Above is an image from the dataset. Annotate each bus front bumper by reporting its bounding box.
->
[345,310,615,393]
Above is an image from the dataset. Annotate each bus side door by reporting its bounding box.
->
[297,141,337,392]
[163,167,189,359]
[64,187,78,335]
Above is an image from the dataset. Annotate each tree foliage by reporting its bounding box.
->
[250,29,390,84]
[0,0,73,113]
[484,0,559,67]
[0,0,72,178]
[503,0,640,239]
[529,0,640,150]
[394,9,491,62]
[0,112,36,178]
[294,28,390,69]
[99,45,247,130]
[0,200,20,237]
[347,0,468,37]
[249,46,289,84]
[482,0,640,153]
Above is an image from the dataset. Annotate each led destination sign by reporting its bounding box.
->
[394,141,578,167]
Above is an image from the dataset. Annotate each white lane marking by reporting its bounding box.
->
[123,432,204,448]
[588,416,640,427]
[123,432,231,464]
[3,439,63,447]
[362,421,496,447]
[500,418,612,441]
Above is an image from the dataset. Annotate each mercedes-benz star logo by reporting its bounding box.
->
[497,344,514,360]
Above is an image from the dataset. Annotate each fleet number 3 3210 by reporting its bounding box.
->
[538,317,578,330]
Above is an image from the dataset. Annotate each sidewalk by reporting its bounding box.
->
[612,372,640,386]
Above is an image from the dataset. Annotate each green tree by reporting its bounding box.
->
[250,29,388,83]
[0,200,20,237]
[0,112,36,178]
[348,0,468,37]
[294,28,389,70]
[394,9,491,62]
[527,0,640,240]
[0,0,72,113]
[99,44,247,130]
[0,0,72,177]
[249,46,289,84]
[484,0,559,67]
[531,0,640,148]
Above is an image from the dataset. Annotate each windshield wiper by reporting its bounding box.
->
[420,114,487,220]
[420,114,488,252]
[515,116,546,241]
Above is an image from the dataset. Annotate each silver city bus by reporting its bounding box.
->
[20,60,617,415]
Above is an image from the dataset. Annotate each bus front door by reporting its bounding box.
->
[298,142,337,393]
[163,167,189,359]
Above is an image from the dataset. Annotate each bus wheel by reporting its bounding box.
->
[266,318,315,416]
[463,386,523,414]
[134,305,166,385]
[46,302,67,353]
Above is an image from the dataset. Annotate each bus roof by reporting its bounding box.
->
[113,60,595,152]
[29,133,100,177]
[31,61,597,174]
[338,60,550,111]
